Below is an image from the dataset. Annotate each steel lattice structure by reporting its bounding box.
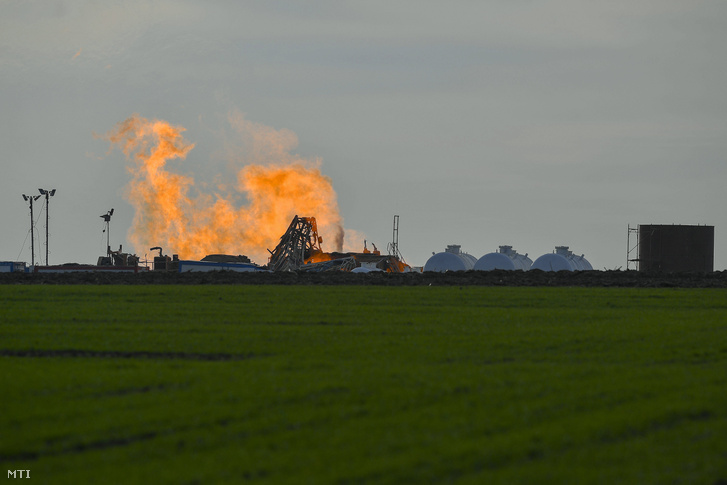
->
[267,215,323,272]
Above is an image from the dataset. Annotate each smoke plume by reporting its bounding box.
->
[102,113,346,263]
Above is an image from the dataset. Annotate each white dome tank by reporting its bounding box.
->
[474,245,532,271]
[569,253,593,271]
[531,246,592,272]
[424,244,476,272]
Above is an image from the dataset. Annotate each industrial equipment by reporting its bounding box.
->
[531,246,592,272]
[424,245,477,272]
[628,224,714,272]
[387,215,406,264]
[149,246,179,272]
[474,246,532,271]
[267,216,324,272]
[267,215,410,272]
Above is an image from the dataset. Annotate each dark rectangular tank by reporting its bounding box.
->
[638,224,714,272]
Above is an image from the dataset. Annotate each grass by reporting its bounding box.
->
[1,285,726,484]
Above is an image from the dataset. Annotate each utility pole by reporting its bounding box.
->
[22,194,41,265]
[38,188,56,265]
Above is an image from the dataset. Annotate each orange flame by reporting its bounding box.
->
[103,114,346,263]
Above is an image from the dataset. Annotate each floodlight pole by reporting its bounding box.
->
[101,209,114,258]
[22,194,40,266]
[45,194,49,265]
[39,188,56,265]
[31,197,37,266]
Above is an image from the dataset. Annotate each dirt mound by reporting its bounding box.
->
[2,270,727,287]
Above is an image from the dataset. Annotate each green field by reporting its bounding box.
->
[1,285,726,484]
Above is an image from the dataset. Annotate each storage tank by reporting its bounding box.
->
[424,245,477,272]
[531,246,592,272]
[474,245,532,271]
[638,224,714,272]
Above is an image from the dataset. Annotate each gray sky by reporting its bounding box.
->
[2,0,726,269]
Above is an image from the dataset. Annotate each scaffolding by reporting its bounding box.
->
[626,224,640,271]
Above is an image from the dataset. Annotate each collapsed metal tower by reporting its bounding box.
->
[267,215,323,272]
[267,215,411,273]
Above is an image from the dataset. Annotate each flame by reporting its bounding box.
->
[102,114,347,263]
[306,252,335,264]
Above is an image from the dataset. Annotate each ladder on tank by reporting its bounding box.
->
[626,225,639,271]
